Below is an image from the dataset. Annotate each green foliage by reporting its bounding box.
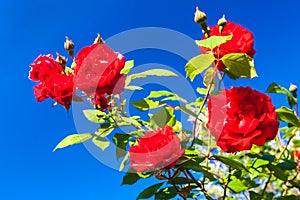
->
[131,98,165,111]
[120,60,134,74]
[276,106,300,127]
[267,82,297,107]
[113,133,131,159]
[150,107,176,128]
[222,53,257,79]
[136,182,165,200]
[228,176,258,193]
[53,133,93,151]
[121,172,143,186]
[155,187,177,200]
[185,54,215,81]
[126,69,177,86]
[214,155,248,171]
[83,109,107,123]
[92,136,110,151]
[147,90,187,103]
[195,35,233,50]
[125,85,144,90]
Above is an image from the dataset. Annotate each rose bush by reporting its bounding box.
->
[28,7,300,199]
[207,86,279,152]
[129,125,185,172]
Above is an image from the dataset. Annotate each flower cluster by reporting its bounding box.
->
[29,54,74,109]
[29,40,126,111]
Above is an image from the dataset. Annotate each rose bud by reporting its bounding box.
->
[289,83,298,93]
[218,15,227,32]
[93,33,104,44]
[55,52,67,67]
[64,36,75,58]
[194,7,207,25]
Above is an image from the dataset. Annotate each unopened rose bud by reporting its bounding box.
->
[218,14,227,32]
[194,7,207,24]
[64,36,75,58]
[289,83,298,93]
[55,52,67,67]
[289,83,298,98]
[93,33,104,44]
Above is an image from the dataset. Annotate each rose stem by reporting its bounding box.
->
[222,166,232,200]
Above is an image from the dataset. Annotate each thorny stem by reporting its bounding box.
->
[223,167,232,200]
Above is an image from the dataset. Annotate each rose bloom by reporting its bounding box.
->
[201,21,256,71]
[129,126,185,172]
[74,43,126,95]
[207,86,279,153]
[29,54,64,82]
[33,73,74,110]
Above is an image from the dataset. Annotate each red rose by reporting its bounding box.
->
[51,73,74,110]
[201,21,256,71]
[207,86,279,153]
[93,92,109,111]
[29,54,64,82]
[74,43,126,95]
[33,73,74,110]
[129,126,185,172]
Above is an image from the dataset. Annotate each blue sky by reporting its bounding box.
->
[1,0,300,199]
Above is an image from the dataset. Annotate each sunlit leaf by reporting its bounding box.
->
[276,106,300,127]
[222,53,257,80]
[185,54,215,81]
[267,82,297,107]
[92,136,110,151]
[120,60,134,74]
[53,133,93,151]
[131,99,165,111]
[195,35,233,50]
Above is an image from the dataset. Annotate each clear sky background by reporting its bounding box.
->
[1,0,300,199]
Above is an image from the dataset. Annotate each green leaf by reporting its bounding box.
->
[214,155,248,171]
[155,187,177,200]
[185,54,215,81]
[53,133,93,151]
[92,136,110,151]
[253,159,269,168]
[276,106,300,127]
[83,109,107,123]
[203,67,216,91]
[113,133,131,159]
[267,164,288,181]
[277,159,298,170]
[150,107,175,128]
[276,195,299,200]
[131,99,165,111]
[137,182,164,200]
[120,60,134,74]
[125,69,177,87]
[195,35,233,50]
[95,124,114,137]
[266,82,297,107]
[125,85,143,90]
[146,90,187,104]
[228,177,258,193]
[196,87,207,95]
[121,172,141,185]
[221,53,257,79]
